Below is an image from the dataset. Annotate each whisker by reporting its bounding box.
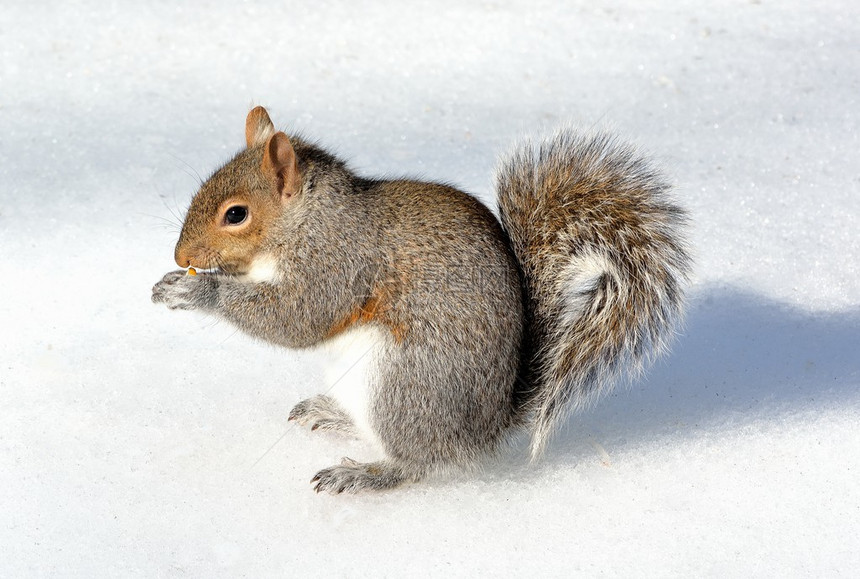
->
[138,211,182,233]
[168,152,205,187]
[164,200,185,228]
[151,180,187,230]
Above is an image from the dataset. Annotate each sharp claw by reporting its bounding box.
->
[311,423,319,431]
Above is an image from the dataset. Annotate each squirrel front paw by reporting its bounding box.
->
[152,270,214,310]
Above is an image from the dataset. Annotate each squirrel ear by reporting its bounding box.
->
[245,106,275,148]
[262,132,301,200]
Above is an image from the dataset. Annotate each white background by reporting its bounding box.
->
[1,0,858,576]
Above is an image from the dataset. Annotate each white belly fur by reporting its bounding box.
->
[319,325,388,455]
[241,253,281,283]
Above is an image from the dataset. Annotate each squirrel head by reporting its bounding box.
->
[174,106,302,274]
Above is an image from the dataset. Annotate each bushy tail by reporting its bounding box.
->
[497,129,691,458]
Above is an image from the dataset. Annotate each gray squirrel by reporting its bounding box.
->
[152,106,691,493]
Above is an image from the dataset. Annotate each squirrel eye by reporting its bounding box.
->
[224,205,248,225]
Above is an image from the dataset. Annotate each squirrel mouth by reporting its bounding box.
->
[186,266,222,276]
[188,264,246,276]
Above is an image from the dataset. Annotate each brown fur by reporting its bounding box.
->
[326,289,407,344]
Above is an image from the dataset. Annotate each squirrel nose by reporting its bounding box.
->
[175,248,191,268]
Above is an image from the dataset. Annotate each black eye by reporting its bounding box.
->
[224,205,248,225]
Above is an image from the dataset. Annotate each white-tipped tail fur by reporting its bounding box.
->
[497,129,691,457]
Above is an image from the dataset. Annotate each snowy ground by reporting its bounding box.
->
[2,0,859,576]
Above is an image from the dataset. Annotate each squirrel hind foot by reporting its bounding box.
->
[288,395,357,437]
[311,459,412,494]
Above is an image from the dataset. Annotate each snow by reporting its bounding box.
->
[1,0,859,576]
